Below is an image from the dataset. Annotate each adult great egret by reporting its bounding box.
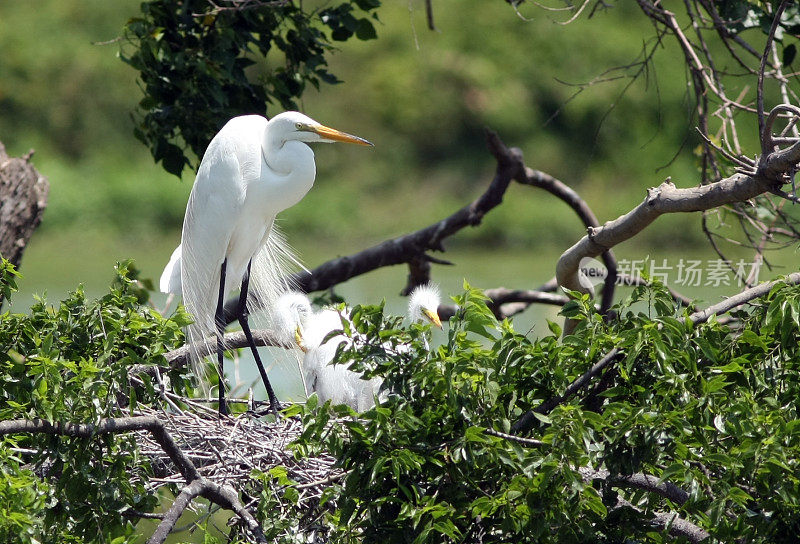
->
[160,112,372,415]
[273,284,442,411]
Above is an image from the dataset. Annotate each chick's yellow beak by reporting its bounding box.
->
[294,326,309,353]
[311,124,373,146]
[422,308,443,329]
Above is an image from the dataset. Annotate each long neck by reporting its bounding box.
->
[261,130,316,211]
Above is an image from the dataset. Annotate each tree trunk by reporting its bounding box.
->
[0,142,49,272]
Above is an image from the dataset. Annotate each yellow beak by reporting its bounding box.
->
[422,308,443,329]
[311,124,373,146]
[295,327,309,353]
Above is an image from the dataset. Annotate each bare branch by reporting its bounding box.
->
[758,2,790,154]
[162,329,286,370]
[484,427,546,447]
[685,271,800,324]
[556,109,800,329]
[147,479,206,544]
[511,348,622,434]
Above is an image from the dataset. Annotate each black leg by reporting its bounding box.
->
[238,260,280,417]
[216,259,229,415]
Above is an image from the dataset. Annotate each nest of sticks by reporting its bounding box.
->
[133,401,341,541]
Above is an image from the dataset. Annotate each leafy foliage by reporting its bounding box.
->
[3,257,800,542]
[282,281,800,543]
[0,257,190,543]
[120,0,380,176]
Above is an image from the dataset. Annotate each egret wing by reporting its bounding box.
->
[181,136,246,375]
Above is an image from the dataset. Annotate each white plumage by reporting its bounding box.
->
[407,283,443,328]
[160,111,371,413]
[273,284,443,411]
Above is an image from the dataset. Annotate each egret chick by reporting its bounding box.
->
[407,283,443,328]
[274,285,443,411]
[160,111,372,414]
[274,292,378,411]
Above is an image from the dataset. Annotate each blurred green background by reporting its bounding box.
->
[0,0,789,314]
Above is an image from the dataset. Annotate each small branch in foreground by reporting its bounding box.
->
[0,417,200,482]
[162,329,287,370]
[484,427,546,447]
[511,348,622,434]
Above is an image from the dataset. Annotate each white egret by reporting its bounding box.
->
[405,282,443,351]
[273,284,442,411]
[160,112,372,414]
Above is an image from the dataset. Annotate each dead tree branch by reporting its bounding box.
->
[557,102,800,335]
[0,142,49,280]
[222,130,604,324]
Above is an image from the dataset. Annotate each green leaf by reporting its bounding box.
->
[355,18,377,40]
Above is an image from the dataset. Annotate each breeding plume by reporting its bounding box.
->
[273,284,443,411]
[160,112,372,414]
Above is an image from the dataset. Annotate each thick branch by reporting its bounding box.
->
[0,143,49,274]
[147,479,205,544]
[606,470,690,505]
[555,130,800,306]
[147,476,267,544]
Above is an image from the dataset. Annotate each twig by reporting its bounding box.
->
[484,427,545,447]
